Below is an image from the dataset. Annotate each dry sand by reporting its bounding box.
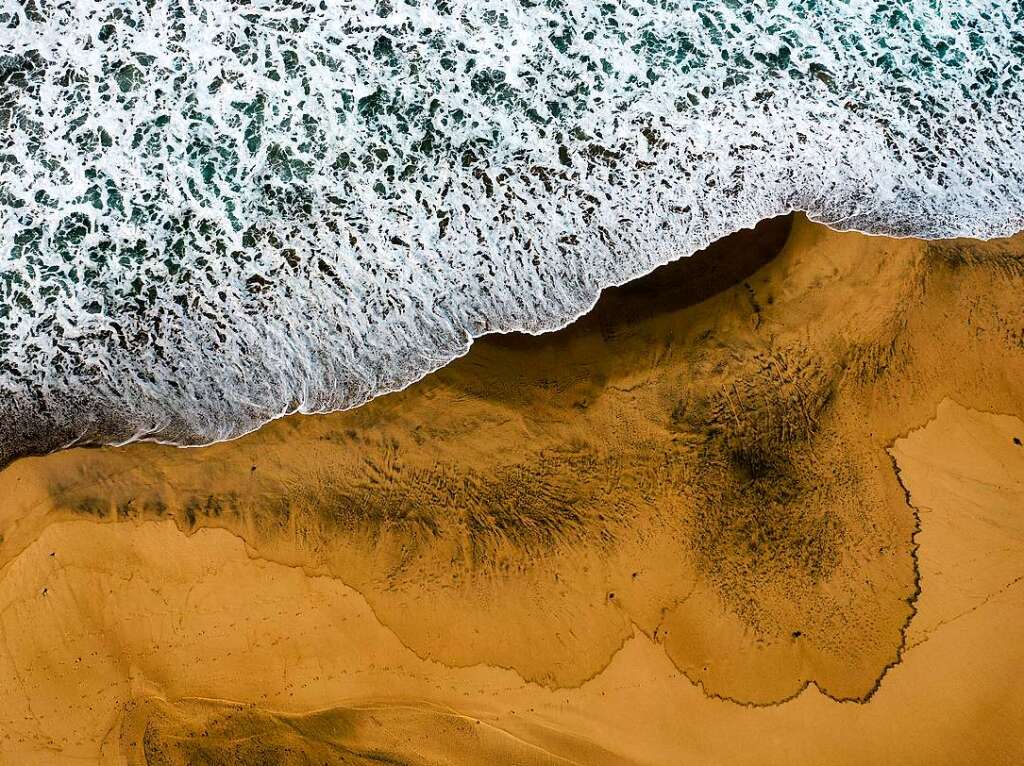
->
[1,214,1023,764]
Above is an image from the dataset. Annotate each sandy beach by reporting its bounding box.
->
[1,214,1023,764]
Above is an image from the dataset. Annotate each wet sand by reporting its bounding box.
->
[1,214,1023,764]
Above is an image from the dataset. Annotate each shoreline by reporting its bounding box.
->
[6,209,1024,470]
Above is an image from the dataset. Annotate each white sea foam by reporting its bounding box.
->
[0,0,1022,460]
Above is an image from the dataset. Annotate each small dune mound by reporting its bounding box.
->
[120,696,581,766]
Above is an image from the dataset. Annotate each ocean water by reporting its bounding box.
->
[1,0,1022,462]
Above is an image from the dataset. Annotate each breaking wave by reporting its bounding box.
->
[1,0,1023,462]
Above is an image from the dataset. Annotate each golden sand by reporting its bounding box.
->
[1,215,1023,764]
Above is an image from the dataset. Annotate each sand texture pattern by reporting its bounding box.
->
[1,215,1023,764]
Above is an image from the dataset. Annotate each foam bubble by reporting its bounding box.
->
[1,0,1022,461]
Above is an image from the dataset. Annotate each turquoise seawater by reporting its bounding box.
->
[0,0,1022,459]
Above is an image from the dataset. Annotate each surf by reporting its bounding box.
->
[1,0,1022,462]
